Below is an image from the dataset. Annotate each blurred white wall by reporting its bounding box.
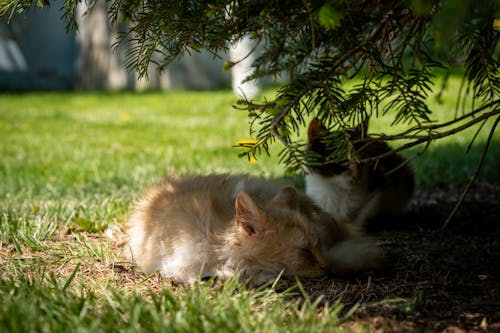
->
[0,0,261,97]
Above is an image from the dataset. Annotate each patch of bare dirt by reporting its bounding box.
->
[299,181,500,332]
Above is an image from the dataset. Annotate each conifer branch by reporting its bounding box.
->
[357,106,500,165]
[441,115,500,230]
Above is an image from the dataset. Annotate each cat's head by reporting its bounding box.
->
[306,118,370,179]
[231,187,381,283]
[307,118,408,191]
[307,118,394,183]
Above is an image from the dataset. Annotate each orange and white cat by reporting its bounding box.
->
[305,118,415,229]
[124,174,381,285]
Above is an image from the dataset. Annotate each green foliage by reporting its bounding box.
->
[1,0,499,173]
[317,3,343,30]
[108,0,498,172]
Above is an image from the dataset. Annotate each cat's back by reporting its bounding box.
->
[125,174,250,276]
[124,174,289,278]
[156,173,281,205]
[129,174,284,234]
[140,174,245,224]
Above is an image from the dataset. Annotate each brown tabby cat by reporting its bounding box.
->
[306,118,415,229]
[124,174,381,285]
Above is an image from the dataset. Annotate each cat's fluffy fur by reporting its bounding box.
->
[124,174,381,285]
[305,118,415,228]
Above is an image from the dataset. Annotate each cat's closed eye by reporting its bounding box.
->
[292,248,326,277]
[299,247,319,264]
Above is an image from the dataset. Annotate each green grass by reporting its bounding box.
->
[0,90,361,333]
[0,80,499,332]
[0,272,356,332]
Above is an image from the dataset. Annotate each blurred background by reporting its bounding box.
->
[0,0,260,97]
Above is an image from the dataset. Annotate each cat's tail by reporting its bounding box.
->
[323,237,382,275]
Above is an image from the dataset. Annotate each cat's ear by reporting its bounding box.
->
[235,191,267,236]
[307,118,327,144]
[352,118,369,139]
[277,186,299,209]
[347,162,361,182]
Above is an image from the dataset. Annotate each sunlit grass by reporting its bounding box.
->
[0,89,357,333]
